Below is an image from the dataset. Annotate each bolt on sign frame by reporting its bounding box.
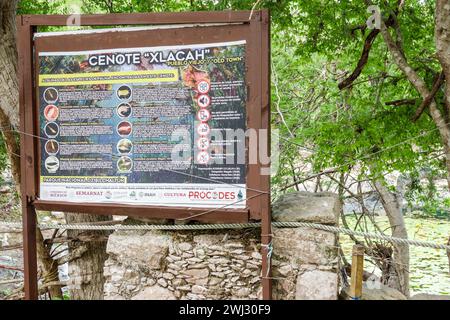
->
[17,10,271,300]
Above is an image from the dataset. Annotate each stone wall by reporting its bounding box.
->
[271,192,340,300]
[103,191,340,300]
[104,229,262,300]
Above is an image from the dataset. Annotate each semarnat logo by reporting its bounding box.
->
[188,191,236,201]
[76,191,103,196]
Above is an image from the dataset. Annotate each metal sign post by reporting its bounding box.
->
[16,10,271,300]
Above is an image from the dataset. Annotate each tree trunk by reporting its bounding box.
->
[374,179,410,297]
[380,2,450,280]
[1,0,112,300]
[0,0,20,190]
[395,173,410,213]
[435,0,450,273]
[65,213,111,300]
[36,229,63,299]
[0,0,64,300]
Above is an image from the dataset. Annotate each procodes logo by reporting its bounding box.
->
[188,191,236,201]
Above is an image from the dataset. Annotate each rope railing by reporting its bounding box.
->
[1,220,449,251]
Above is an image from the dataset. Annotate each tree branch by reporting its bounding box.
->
[57,245,88,265]
[379,17,450,145]
[385,98,417,107]
[338,29,381,90]
[338,13,397,90]
[280,169,337,191]
[411,71,445,122]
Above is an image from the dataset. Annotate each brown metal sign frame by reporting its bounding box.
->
[17,10,271,300]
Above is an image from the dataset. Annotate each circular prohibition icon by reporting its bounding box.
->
[197,137,210,150]
[197,109,211,122]
[197,94,211,108]
[197,151,210,164]
[196,80,210,94]
[196,123,211,136]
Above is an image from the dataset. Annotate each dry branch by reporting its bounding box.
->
[385,99,417,107]
[338,29,381,90]
[411,72,446,121]
[338,16,396,90]
[56,245,88,265]
[0,264,23,272]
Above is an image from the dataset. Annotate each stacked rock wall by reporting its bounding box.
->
[104,229,262,300]
[103,191,340,300]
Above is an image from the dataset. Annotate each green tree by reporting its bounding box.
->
[270,0,450,296]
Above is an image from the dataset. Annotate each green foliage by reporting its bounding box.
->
[270,0,445,193]
[18,0,66,14]
[0,135,8,183]
[11,0,448,198]
[76,0,292,21]
[405,169,450,218]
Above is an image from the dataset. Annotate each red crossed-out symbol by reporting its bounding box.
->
[197,94,211,108]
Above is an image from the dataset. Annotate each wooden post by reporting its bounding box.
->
[350,244,364,300]
[259,9,272,301]
[17,16,39,300]
[22,201,38,300]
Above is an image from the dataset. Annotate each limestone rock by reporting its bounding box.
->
[193,234,224,245]
[172,278,186,287]
[410,294,450,300]
[182,252,194,258]
[167,263,182,271]
[273,227,337,265]
[188,263,207,269]
[277,264,292,277]
[163,273,175,280]
[182,268,209,279]
[232,287,251,298]
[295,270,338,300]
[194,248,206,258]
[341,283,407,300]
[272,191,340,225]
[211,272,225,278]
[157,278,168,288]
[192,285,207,295]
[251,251,262,260]
[178,242,193,251]
[187,257,203,264]
[131,285,176,300]
[178,285,192,291]
[107,231,172,269]
[208,277,223,286]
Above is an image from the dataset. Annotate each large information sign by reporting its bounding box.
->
[19,11,270,300]
[38,40,247,208]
